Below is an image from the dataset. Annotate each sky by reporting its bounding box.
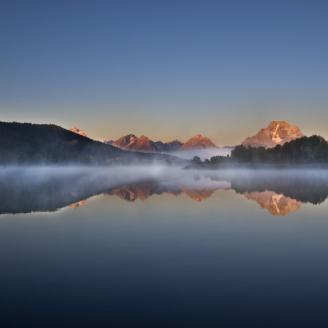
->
[1,0,327,145]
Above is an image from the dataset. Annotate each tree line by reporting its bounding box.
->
[191,135,328,167]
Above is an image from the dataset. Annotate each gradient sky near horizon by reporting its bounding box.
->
[1,0,327,145]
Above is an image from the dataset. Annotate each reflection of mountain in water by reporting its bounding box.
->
[181,188,215,202]
[106,181,218,202]
[106,181,303,214]
[244,191,301,216]
[0,168,327,216]
[69,200,87,208]
[107,181,162,201]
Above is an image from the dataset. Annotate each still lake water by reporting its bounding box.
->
[1,166,328,327]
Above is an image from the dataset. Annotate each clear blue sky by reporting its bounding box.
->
[1,0,327,144]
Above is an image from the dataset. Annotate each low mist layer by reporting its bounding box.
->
[168,147,232,160]
[1,165,328,216]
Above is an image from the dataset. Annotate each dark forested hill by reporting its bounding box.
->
[0,122,181,165]
[188,135,328,168]
[231,135,328,164]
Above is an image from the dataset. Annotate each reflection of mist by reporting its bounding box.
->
[0,166,328,216]
[0,166,171,214]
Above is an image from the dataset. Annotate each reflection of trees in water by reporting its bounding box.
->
[0,170,107,214]
[230,174,328,205]
[0,169,327,216]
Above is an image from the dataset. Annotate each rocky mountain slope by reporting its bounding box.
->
[181,134,217,150]
[106,134,184,152]
[106,134,216,152]
[109,134,155,152]
[242,121,304,148]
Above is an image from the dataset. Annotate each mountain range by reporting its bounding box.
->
[100,121,305,152]
[1,120,322,165]
[105,134,183,152]
[105,134,217,152]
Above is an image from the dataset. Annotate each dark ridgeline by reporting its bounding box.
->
[105,134,217,152]
[0,122,121,164]
[152,140,183,152]
[0,122,182,165]
[105,134,183,152]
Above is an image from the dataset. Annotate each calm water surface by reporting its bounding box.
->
[0,166,328,327]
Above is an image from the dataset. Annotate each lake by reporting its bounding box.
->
[1,166,328,327]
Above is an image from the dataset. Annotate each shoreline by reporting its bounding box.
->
[184,163,328,170]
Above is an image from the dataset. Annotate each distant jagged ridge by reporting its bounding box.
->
[106,134,183,152]
[105,133,217,152]
[106,121,306,153]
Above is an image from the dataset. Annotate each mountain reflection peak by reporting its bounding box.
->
[244,191,301,216]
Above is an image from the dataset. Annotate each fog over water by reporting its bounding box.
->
[1,165,328,216]
[167,147,232,160]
